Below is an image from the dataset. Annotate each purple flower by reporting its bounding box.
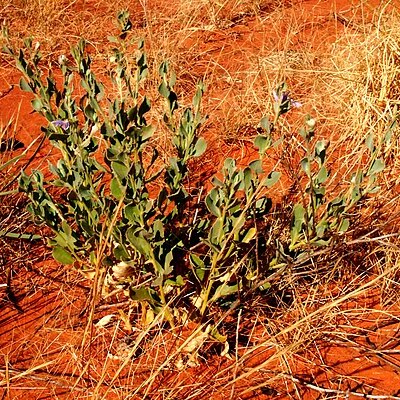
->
[52,120,70,131]
[272,90,280,103]
[291,99,302,108]
[272,90,301,108]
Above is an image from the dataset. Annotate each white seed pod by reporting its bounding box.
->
[94,314,115,328]
[306,118,316,129]
[112,261,134,280]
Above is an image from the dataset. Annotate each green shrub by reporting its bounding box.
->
[2,11,393,329]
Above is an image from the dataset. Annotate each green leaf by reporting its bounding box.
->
[260,117,270,132]
[223,157,235,173]
[113,244,130,260]
[141,125,155,141]
[193,81,204,110]
[313,239,331,246]
[129,287,155,303]
[126,228,152,258]
[291,203,306,245]
[111,161,129,180]
[158,80,170,98]
[151,221,164,241]
[163,250,173,275]
[211,283,238,302]
[210,326,227,343]
[300,157,311,176]
[84,104,96,121]
[241,167,253,193]
[249,159,263,174]
[368,159,385,176]
[365,134,375,153]
[165,275,185,287]
[190,253,205,269]
[205,189,221,217]
[293,203,305,222]
[211,176,224,187]
[107,35,119,43]
[339,218,350,232]
[176,275,184,286]
[259,282,271,291]
[255,197,272,216]
[52,246,74,265]
[314,140,328,165]
[254,134,271,154]
[110,177,125,199]
[193,137,207,157]
[351,187,362,201]
[124,204,140,223]
[31,98,43,112]
[19,77,32,92]
[209,218,224,246]
[242,227,256,243]
[195,268,205,281]
[61,220,72,237]
[316,220,328,237]
[316,166,328,184]
[262,171,281,188]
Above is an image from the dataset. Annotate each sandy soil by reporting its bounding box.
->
[1,0,400,399]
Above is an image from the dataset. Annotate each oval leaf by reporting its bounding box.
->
[111,161,129,180]
[110,178,125,199]
[19,77,32,92]
[369,159,385,176]
[193,137,207,157]
[52,246,74,265]
[262,171,281,188]
[254,134,271,154]
[31,98,43,112]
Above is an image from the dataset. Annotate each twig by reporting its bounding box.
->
[0,366,88,392]
[0,85,14,99]
[0,361,55,386]
[1,132,46,192]
[283,373,400,399]
[96,300,130,311]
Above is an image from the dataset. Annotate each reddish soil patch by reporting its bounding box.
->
[1,0,400,399]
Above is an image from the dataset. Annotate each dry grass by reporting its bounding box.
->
[1,0,400,399]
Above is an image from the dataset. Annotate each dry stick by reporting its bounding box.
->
[345,232,400,246]
[0,85,14,100]
[1,132,46,192]
[71,196,126,392]
[96,300,130,311]
[224,265,399,394]
[94,320,122,395]
[4,355,10,400]
[229,308,242,400]
[127,320,215,399]
[282,372,400,400]
[364,336,400,373]
[98,310,167,399]
[214,230,400,334]
[0,361,55,387]
[0,367,88,392]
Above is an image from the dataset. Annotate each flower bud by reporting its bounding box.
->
[306,118,316,129]
[58,54,66,65]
